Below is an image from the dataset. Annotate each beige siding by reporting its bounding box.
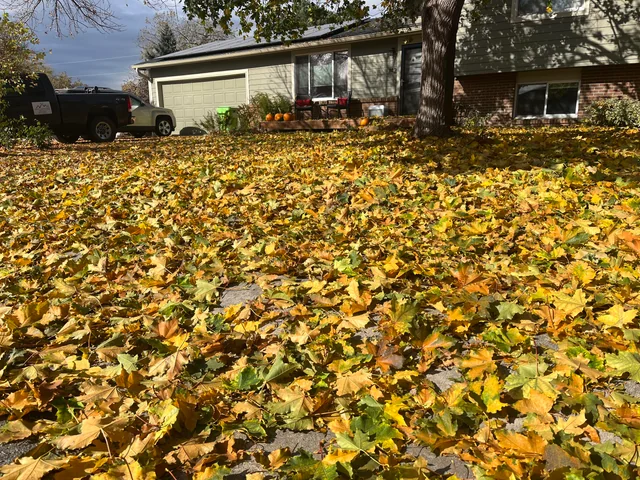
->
[456,0,640,75]
[350,38,400,98]
[151,53,292,103]
[248,53,292,98]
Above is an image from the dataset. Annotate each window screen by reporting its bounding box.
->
[295,55,309,96]
[546,83,579,114]
[515,84,546,116]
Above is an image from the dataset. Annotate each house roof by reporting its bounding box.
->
[133,19,421,69]
[149,23,349,63]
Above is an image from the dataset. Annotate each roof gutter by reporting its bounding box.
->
[132,28,421,71]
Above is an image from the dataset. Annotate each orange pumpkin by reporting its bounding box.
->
[275,113,284,121]
[265,113,274,121]
[283,112,293,121]
[359,117,370,127]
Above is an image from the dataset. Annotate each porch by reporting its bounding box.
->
[259,116,415,132]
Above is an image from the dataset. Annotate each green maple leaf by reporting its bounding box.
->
[117,353,139,373]
[336,430,375,452]
[606,352,640,381]
[236,366,261,390]
[505,361,558,398]
[388,297,418,334]
[192,278,221,302]
[262,356,299,384]
[496,302,525,321]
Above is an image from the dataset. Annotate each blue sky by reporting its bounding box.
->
[33,1,382,89]
[35,2,161,88]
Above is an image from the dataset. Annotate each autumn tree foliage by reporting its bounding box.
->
[0,13,44,91]
[121,74,150,103]
[138,11,227,57]
[0,13,52,148]
[41,66,85,89]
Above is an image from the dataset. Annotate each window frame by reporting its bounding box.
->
[514,80,581,119]
[292,47,350,101]
[510,0,589,23]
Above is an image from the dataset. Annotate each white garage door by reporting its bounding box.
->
[160,75,246,132]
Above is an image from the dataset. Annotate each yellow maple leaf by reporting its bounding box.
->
[335,369,372,396]
[323,449,359,465]
[514,389,555,420]
[346,279,361,302]
[0,457,67,480]
[494,430,547,456]
[597,304,637,328]
[459,348,496,379]
[383,396,407,426]
[301,279,326,294]
[553,410,587,436]
[338,313,369,331]
[482,375,507,414]
[554,289,587,317]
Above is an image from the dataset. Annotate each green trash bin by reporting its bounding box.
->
[216,107,238,131]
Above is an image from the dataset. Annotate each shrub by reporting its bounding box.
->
[271,94,292,114]
[0,117,52,149]
[584,98,640,128]
[196,111,220,134]
[251,92,274,119]
[455,104,490,131]
[236,103,261,132]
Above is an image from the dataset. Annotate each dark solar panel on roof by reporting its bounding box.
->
[152,23,344,62]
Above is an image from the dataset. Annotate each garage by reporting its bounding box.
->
[159,75,247,132]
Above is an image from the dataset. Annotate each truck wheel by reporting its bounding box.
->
[55,134,79,144]
[89,116,117,142]
[155,117,173,137]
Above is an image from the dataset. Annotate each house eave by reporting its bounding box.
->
[132,28,421,71]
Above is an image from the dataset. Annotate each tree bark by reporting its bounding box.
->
[413,0,466,138]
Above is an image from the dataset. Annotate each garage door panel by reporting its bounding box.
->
[161,74,246,132]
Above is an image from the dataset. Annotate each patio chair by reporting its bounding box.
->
[294,94,314,119]
[325,91,352,118]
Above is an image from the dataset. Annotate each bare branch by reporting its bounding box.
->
[0,0,169,36]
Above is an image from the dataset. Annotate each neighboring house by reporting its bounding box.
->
[133,0,640,131]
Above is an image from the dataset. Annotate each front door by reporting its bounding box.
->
[401,44,422,115]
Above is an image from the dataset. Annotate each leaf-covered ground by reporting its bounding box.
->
[1,127,640,480]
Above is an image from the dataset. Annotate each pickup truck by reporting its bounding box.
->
[3,74,132,143]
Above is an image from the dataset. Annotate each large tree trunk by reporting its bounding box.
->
[413,0,466,138]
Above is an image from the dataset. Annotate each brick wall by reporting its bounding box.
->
[454,64,640,125]
[454,73,517,124]
[579,64,640,117]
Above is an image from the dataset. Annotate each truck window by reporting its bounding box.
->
[130,97,142,109]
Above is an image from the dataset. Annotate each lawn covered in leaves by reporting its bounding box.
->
[1,127,640,480]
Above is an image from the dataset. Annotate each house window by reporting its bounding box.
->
[514,0,587,18]
[295,50,348,99]
[515,82,580,117]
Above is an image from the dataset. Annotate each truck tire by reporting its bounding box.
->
[55,134,79,144]
[155,117,173,137]
[89,116,117,142]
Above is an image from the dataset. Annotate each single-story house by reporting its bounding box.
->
[133,0,640,131]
